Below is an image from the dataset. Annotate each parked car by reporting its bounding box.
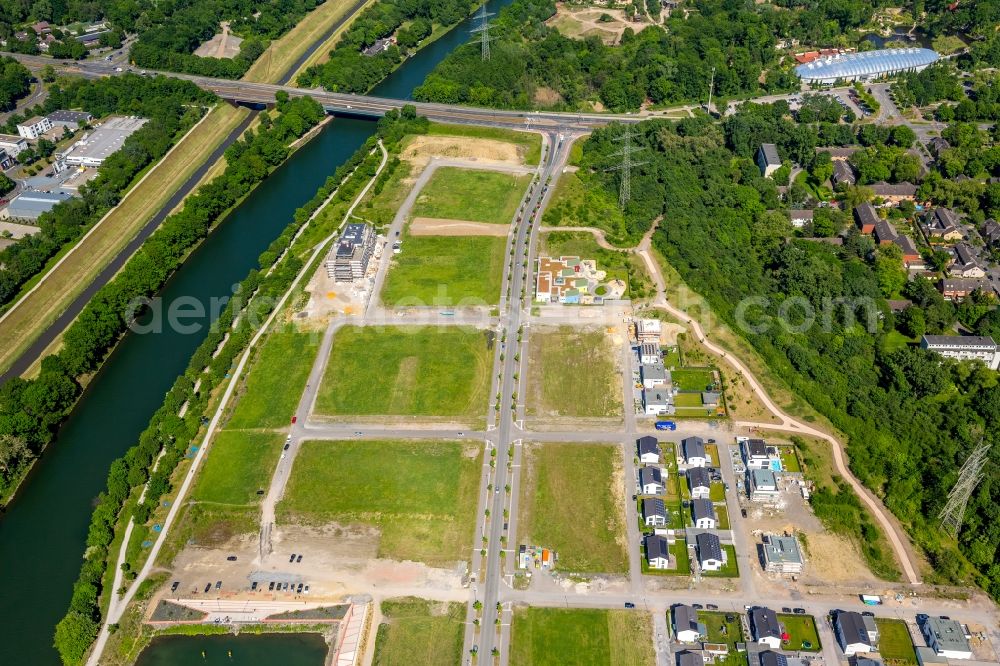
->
[782,607,792,613]
[204,583,211,593]
[171,581,180,592]
[268,582,275,591]
[793,608,806,614]
[283,443,290,450]
[692,604,704,610]
[289,553,296,562]
[251,582,258,591]
[296,554,303,563]
[297,583,304,593]
[226,555,237,561]
[215,581,222,590]
[624,602,635,609]
[707,604,718,610]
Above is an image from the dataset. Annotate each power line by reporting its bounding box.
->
[604,124,647,209]
[938,440,990,538]
[470,4,497,61]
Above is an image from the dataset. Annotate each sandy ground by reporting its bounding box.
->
[166,522,467,606]
[401,136,523,171]
[546,3,654,45]
[194,22,243,59]
[409,217,510,236]
[301,240,384,320]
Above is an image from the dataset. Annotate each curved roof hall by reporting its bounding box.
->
[795,48,939,80]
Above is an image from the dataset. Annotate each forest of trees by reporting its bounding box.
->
[0,55,31,111]
[572,107,1000,598]
[412,0,927,111]
[0,94,324,531]
[51,105,425,666]
[0,75,216,312]
[295,0,479,93]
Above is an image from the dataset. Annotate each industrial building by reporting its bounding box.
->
[795,48,939,84]
[1,190,72,221]
[47,110,93,130]
[55,117,148,170]
[327,223,376,282]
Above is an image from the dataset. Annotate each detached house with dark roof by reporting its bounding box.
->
[687,466,711,499]
[645,534,672,569]
[691,498,717,529]
[832,160,856,187]
[682,437,707,467]
[924,208,964,242]
[643,498,667,527]
[750,607,783,649]
[982,219,1000,246]
[835,611,879,655]
[695,532,723,571]
[639,466,665,494]
[673,605,706,643]
[854,203,880,234]
[757,143,782,178]
[948,243,986,278]
[638,436,661,464]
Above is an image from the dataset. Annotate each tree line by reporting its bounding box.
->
[0,94,324,517]
[295,0,479,93]
[51,105,426,666]
[574,108,1000,598]
[0,75,216,313]
[0,55,31,111]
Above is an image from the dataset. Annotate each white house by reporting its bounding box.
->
[757,143,781,178]
[740,438,772,470]
[691,499,717,529]
[636,318,661,342]
[643,498,667,527]
[695,532,723,571]
[645,534,671,569]
[17,115,52,140]
[638,436,661,464]
[673,605,705,643]
[643,389,673,416]
[639,466,665,494]
[641,362,669,389]
[750,607,783,649]
[682,437,707,467]
[748,469,780,502]
[687,467,710,499]
[0,133,29,156]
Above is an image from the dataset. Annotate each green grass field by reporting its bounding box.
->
[777,614,822,651]
[703,545,739,578]
[227,325,319,428]
[875,618,917,665]
[673,392,704,408]
[373,598,465,666]
[671,369,716,391]
[192,431,284,505]
[519,443,627,573]
[778,446,802,472]
[510,607,654,665]
[382,235,506,306]
[315,325,492,418]
[278,440,481,564]
[412,166,530,224]
[527,327,622,418]
[426,123,542,165]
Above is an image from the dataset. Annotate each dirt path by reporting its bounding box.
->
[539,218,660,252]
[634,235,923,586]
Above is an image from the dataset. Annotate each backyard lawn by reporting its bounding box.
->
[227,325,319,428]
[412,166,530,224]
[277,440,481,565]
[673,393,705,408]
[315,325,492,418]
[875,619,917,665]
[527,326,622,418]
[382,235,506,306]
[777,613,822,652]
[671,368,716,391]
[519,443,627,573]
[373,598,465,666]
[510,607,654,665]
[192,431,283,505]
[700,611,749,665]
[778,446,802,473]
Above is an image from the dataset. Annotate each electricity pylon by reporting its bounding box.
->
[470,5,497,61]
[605,124,646,209]
[938,440,990,538]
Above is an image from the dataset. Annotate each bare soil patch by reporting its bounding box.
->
[194,22,243,59]
[546,3,654,45]
[409,217,510,237]
[401,136,521,170]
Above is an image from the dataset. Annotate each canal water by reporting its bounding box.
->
[135,633,328,666]
[0,0,511,663]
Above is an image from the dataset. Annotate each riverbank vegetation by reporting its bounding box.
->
[295,0,480,92]
[570,108,1000,598]
[0,75,215,314]
[52,108,430,666]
